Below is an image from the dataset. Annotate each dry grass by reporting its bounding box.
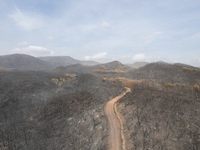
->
[182,67,200,72]
[65,73,76,77]
[0,67,11,71]
[99,64,107,70]
[103,77,142,88]
[51,77,71,85]
[194,84,200,92]
[165,82,179,88]
[93,69,126,74]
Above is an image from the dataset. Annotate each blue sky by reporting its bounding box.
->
[0,0,200,66]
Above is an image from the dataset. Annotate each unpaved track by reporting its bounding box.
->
[105,90,128,150]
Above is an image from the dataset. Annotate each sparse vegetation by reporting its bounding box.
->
[182,67,200,72]
[65,73,76,77]
[165,82,179,88]
[103,77,142,88]
[99,64,107,70]
[194,84,200,92]
[51,77,71,85]
[93,69,126,74]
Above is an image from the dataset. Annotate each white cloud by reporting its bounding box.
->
[102,21,110,28]
[85,52,107,60]
[46,36,54,41]
[132,54,151,61]
[18,42,28,46]
[11,46,54,56]
[9,8,45,30]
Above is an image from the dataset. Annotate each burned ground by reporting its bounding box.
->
[117,82,200,150]
[126,62,200,86]
[1,61,200,150]
[0,71,124,150]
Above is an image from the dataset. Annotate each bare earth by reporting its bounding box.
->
[104,92,126,150]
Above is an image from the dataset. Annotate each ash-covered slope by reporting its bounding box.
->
[0,54,53,71]
[117,79,200,150]
[126,62,200,85]
[53,63,92,74]
[0,70,124,150]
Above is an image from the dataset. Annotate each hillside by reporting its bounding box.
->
[53,60,132,75]
[53,64,92,74]
[117,81,200,150]
[0,54,53,71]
[0,70,124,150]
[96,61,131,70]
[126,62,200,86]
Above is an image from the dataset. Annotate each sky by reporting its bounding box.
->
[0,0,200,66]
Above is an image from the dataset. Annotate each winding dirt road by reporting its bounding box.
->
[105,88,130,150]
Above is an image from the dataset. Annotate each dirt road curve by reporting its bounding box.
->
[105,89,129,150]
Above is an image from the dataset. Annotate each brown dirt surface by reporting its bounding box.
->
[104,92,127,150]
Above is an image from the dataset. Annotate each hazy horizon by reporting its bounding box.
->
[0,0,200,66]
[2,53,200,67]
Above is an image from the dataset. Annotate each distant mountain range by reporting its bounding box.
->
[0,54,99,71]
[0,54,134,71]
[1,54,199,72]
[38,56,99,67]
[53,60,132,74]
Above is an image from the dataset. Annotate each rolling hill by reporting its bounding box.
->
[96,61,130,70]
[53,60,133,75]
[126,62,200,85]
[0,54,53,71]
